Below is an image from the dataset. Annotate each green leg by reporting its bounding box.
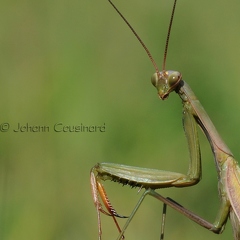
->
[116,189,151,240]
[116,188,230,240]
[148,190,228,234]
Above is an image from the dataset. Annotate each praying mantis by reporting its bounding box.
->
[90,0,240,239]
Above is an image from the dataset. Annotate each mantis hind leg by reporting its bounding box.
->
[116,188,226,240]
[160,202,167,240]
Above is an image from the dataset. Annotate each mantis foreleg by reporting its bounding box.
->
[91,94,203,238]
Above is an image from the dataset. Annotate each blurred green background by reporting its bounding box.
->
[1,0,240,239]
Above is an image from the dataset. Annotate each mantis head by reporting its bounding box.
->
[108,0,179,100]
[151,70,182,100]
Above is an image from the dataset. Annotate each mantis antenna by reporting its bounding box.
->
[108,0,178,75]
[162,0,177,70]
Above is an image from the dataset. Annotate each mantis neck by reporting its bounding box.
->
[178,80,233,175]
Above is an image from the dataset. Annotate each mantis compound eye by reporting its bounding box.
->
[168,72,181,87]
[151,73,158,88]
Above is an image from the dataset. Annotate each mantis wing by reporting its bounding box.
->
[226,157,240,240]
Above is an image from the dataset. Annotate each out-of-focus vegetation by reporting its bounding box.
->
[0,0,240,239]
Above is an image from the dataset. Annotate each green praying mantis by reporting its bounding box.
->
[90,0,240,239]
